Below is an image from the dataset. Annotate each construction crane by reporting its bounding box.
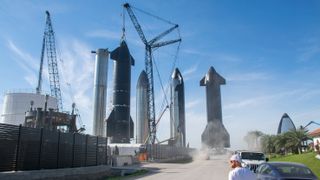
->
[304,121,320,129]
[36,11,63,112]
[123,3,181,144]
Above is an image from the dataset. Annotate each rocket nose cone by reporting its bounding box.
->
[119,40,130,53]
[137,70,148,88]
[120,40,128,48]
[111,40,131,61]
[208,66,216,75]
[172,68,183,80]
[204,66,226,85]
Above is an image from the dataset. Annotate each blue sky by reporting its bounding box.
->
[0,0,320,149]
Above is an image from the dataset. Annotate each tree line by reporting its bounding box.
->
[244,127,311,155]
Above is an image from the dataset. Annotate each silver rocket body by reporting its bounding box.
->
[92,49,108,137]
[170,68,186,147]
[136,70,149,144]
[200,66,230,148]
[106,41,134,143]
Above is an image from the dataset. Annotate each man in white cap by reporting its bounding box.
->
[228,154,256,180]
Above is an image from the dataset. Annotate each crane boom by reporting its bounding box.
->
[151,39,181,49]
[123,3,148,44]
[36,36,45,94]
[124,3,180,144]
[36,11,63,111]
[304,121,320,129]
[148,24,179,45]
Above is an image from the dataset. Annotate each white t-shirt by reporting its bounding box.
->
[228,167,256,180]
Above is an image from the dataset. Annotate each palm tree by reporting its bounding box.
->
[261,134,276,154]
[285,127,310,154]
[274,133,287,154]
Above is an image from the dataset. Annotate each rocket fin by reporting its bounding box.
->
[200,76,206,86]
[110,46,120,61]
[130,116,134,138]
[130,55,135,66]
[216,73,226,85]
[106,109,115,137]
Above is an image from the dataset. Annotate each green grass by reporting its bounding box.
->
[270,152,320,178]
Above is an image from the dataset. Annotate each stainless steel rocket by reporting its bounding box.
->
[200,66,230,148]
[92,49,108,137]
[136,70,149,144]
[170,68,186,147]
[106,41,134,143]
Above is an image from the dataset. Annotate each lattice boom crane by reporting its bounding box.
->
[123,3,181,144]
[36,11,63,112]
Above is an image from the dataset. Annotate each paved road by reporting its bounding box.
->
[128,154,230,180]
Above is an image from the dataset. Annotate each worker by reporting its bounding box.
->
[228,154,256,180]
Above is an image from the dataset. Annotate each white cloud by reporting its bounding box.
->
[296,89,320,101]
[86,29,121,40]
[7,40,39,87]
[86,29,143,48]
[227,72,271,82]
[182,49,242,62]
[7,40,38,70]
[298,45,320,62]
[181,63,198,81]
[224,89,303,110]
[58,38,95,133]
[185,99,201,109]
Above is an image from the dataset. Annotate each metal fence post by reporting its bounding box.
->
[56,131,61,168]
[105,137,108,164]
[96,136,98,166]
[15,124,22,171]
[84,135,88,166]
[71,133,75,167]
[38,128,44,170]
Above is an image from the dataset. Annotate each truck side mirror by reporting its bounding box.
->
[266,157,269,162]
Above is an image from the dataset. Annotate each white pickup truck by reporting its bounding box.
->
[234,150,269,172]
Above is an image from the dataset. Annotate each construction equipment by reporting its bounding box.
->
[123,3,181,144]
[36,11,63,112]
[304,121,320,129]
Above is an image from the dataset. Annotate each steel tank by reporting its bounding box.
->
[1,92,57,125]
[136,70,149,144]
[170,68,186,147]
[200,66,230,148]
[106,41,134,143]
[92,49,109,137]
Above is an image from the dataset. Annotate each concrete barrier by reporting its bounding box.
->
[0,165,111,180]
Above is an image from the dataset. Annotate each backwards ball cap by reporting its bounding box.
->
[230,154,242,163]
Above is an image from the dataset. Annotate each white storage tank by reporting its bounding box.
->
[1,92,58,125]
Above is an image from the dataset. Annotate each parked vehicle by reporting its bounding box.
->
[256,162,318,180]
[235,150,268,172]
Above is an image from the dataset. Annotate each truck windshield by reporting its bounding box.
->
[241,152,265,160]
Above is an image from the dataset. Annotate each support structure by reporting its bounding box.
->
[124,3,181,144]
[36,11,63,111]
